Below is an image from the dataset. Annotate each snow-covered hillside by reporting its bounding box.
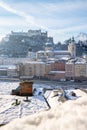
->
[75,32,87,42]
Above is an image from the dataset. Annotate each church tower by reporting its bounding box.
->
[68,37,76,58]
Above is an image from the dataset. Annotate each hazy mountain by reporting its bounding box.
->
[75,32,87,42]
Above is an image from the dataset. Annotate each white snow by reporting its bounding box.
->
[49,71,65,74]
[1,89,87,130]
[0,82,49,125]
[0,65,17,70]
[0,81,87,130]
[64,90,79,100]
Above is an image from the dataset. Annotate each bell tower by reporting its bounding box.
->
[68,37,76,58]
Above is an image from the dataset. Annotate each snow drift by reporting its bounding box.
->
[1,93,87,130]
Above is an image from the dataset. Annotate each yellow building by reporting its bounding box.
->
[19,61,46,78]
[20,63,34,77]
[65,62,75,80]
[34,62,46,77]
[45,63,52,78]
[75,62,87,80]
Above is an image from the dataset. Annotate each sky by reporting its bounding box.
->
[0,0,87,43]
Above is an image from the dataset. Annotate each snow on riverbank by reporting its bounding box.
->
[1,90,87,130]
[0,82,19,95]
[0,81,52,95]
[0,81,87,130]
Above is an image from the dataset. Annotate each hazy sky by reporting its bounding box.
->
[0,0,87,43]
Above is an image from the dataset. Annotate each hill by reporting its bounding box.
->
[0,30,53,57]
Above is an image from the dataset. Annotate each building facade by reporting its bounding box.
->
[0,65,19,77]
[19,62,46,78]
[45,60,66,80]
[65,62,75,80]
[51,61,65,71]
[36,50,71,60]
[65,58,87,80]
[74,62,87,80]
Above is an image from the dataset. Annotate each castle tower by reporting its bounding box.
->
[68,37,76,58]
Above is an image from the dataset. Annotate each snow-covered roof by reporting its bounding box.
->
[66,62,74,64]
[37,51,44,53]
[49,71,65,74]
[0,68,7,70]
[60,57,70,60]
[45,50,53,52]
[75,57,86,64]
[0,65,17,70]
[24,61,45,64]
[45,42,53,46]
[54,50,70,55]
[75,61,86,64]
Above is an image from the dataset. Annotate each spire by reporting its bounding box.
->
[71,36,75,43]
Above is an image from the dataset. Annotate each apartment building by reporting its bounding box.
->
[0,65,19,77]
[51,61,65,71]
[65,58,87,80]
[74,62,87,80]
[65,62,75,80]
[19,61,46,78]
[45,60,66,80]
